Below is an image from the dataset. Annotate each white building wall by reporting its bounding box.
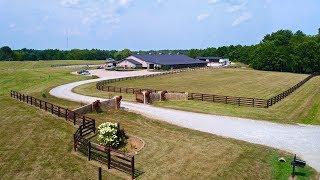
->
[117,60,137,68]
[126,55,149,68]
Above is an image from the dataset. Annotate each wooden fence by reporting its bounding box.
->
[96,85,268,108]
[96,70,318,108]
[266,74,316,107]
[10,91,136,179]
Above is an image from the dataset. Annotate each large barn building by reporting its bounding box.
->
[117,54,207,69]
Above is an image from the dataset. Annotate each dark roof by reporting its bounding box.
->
[196,57,223,60]
[120,59,142,65]
[131,54,206,65]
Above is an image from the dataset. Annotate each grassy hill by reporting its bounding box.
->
[0,61,317,179]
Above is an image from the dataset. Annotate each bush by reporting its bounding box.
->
[97,122,127,148]
[41,92,47,98]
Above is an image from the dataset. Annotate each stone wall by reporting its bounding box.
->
[73,104,93,114]
[149,92,161,103]
[165,92,188,101]
[73,96,122,115]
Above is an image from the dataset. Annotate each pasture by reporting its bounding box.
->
[0,61,317,179]
[104,68,308,99]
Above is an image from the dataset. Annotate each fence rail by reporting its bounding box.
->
[266,74,316,107]
[10,91,135,179]
[97,85,268,108]
[96,70,318,108]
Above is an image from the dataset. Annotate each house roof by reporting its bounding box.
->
[196,57,223,60]
[120,59,142,65]
[131,54,207,65]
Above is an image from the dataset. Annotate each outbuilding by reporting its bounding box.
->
[122,54,207,69]
[196,57,231,67]
[116,59,142,69]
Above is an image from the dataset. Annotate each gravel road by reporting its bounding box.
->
[50,70,320,172]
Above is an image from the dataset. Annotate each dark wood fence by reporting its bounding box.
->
[96,70,318,108]
[266,74,316,107]
[96,85,268,108]
[10,91,136,179]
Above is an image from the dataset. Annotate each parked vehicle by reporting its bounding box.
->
[77,70,90,75]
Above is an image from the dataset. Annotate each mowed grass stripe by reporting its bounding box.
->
[105,68,307,99]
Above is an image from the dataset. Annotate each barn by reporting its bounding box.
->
[196,57,230,67]
[120,54,207,69]
[116,59,142,69]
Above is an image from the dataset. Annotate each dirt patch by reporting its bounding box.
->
[122,135,145,155]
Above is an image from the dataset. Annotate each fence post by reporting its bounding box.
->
[131,156,135,180]
[82,116,86,126]
[107,147,111,169]
[80,125,83,137]
[88,141,91,161]
[30,97,33,105]
[73,134,77,151]
[201,94,204,101]
[39,100,42,109]
[73,112,76,125]
[225,96,228,104]
[45,102,47,111]
[65,109,68,121]
[51,104,54,114]
[26,95,29,103]
[23,94,25,102]
[252,99,255,107]
[238,98,240,106]
[93,121,96,133]
[58,107,61,117]
[98,167,102,180]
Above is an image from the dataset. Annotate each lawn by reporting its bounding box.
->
[74,68,319,125]
[0,61,317,179]
[104,68,308,99]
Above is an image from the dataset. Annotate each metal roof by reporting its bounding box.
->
[196,57,223,60]
[131,54,207,65]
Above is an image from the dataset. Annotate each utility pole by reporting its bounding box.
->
[66,29,69,50]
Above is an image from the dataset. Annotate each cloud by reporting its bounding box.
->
[60,0,134,26]
[208,0,219,4]
[226,2,247,13]
[60,0,81,7]
[9,23,16,29]
[232,12,252,26]
[197,13,210,21]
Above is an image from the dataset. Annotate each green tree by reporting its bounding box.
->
[114,49,132,60]
[0,46,15,60]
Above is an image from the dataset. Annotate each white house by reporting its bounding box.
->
[196,57,231,67]
[116,59,142,69]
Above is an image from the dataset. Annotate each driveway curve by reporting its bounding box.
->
[50,70,320,172]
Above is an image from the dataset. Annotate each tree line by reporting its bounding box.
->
[1,29,319,74]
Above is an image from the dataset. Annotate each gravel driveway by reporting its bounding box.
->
[50,69,320,172]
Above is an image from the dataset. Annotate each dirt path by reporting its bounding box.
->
[50,70,320,172]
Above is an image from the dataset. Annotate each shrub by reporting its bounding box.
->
[41,92,47,98]
[97,122,127,148]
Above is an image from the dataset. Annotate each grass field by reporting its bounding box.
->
[153,75,320,125]
[0,61,317,179]
[104,68,308,99]
[74,68,319,125]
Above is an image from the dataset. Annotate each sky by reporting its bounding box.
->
[0,0,320,50]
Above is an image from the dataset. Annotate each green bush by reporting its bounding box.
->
[97,122,127,148]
